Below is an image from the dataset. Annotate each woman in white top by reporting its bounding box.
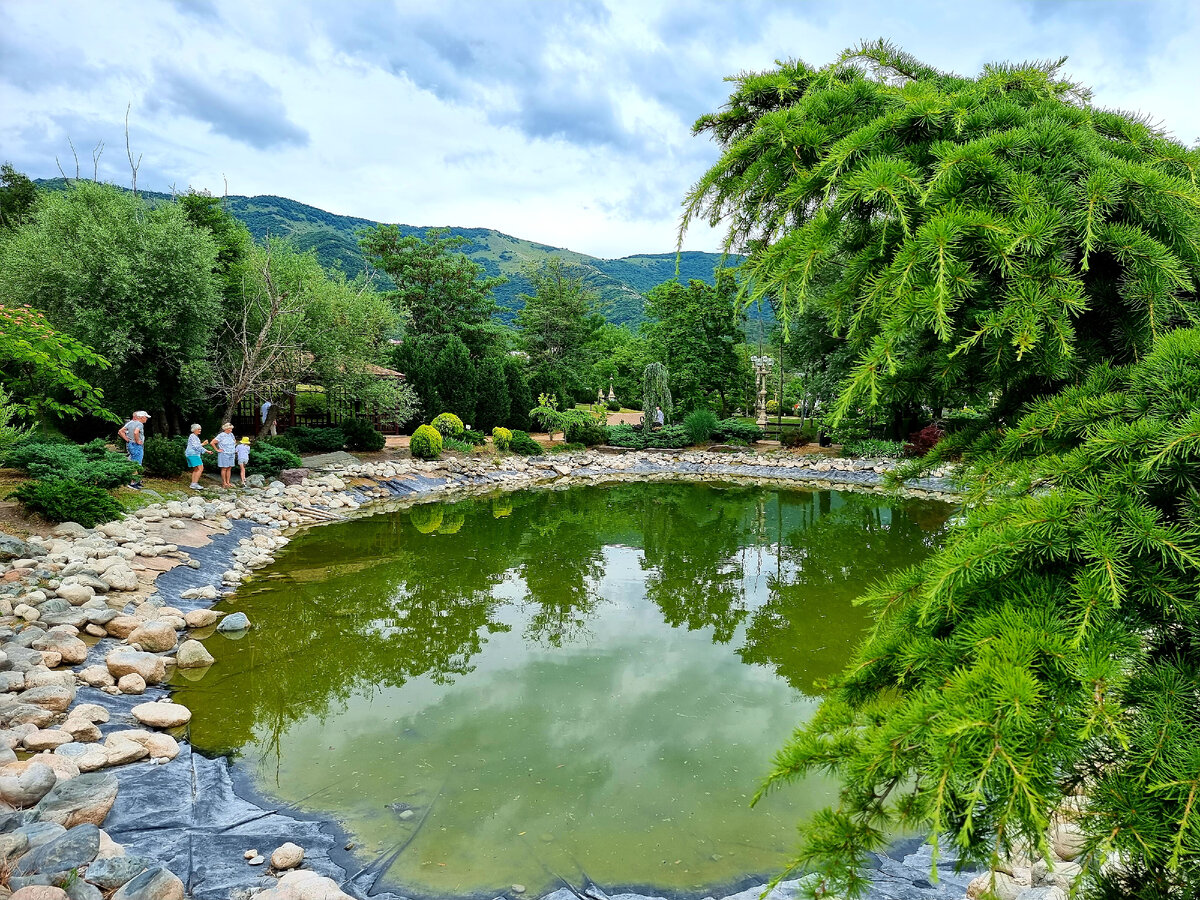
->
[209,423,237,489]
[184,424,212,489]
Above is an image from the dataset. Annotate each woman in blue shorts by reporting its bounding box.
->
[185,424,211,489]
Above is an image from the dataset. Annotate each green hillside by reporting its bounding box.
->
[34,181,750,326]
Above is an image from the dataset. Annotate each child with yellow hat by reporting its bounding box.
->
[236,436,251,487]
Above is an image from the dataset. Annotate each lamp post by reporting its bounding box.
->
[751,355,774,427]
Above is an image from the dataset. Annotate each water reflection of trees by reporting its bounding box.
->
[180,483,950,758]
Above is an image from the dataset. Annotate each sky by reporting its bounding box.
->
[3,0,1198,259]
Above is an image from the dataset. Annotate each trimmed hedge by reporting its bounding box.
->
[431,413,465,438]
[492,427,512,450]
[507,430,542,456]
[411,424,443,459]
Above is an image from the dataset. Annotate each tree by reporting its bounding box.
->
[589,324,651,408]
[515,258,605,394]
[643,268,749,415]
[0,164,37,229]
[358,226,505,355]
[504,358,533,431]
[177,190,252,300]
[681,41,1200,428]
[434,335,476,423]
[0,303,115,422]
[0,180,221,431]
[390,335,439,426]
[642,362,673,423]
[473,354,510,431]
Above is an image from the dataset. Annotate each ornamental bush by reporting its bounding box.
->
[430,413,464,438]
[643,425,690,448]
[341,418,386,452]
[713,419,763,444]
[3,441,137,488]
[458,428,487,446]
[606,399,621,412]
[903,423,945,458]
[287,426,347,453]
[491,427,513,450]
[410,424,443,459]
[564,420,608,446]
[507,430,542,456]
[143,435,188,478]
[246,443,302,477]
[840,437,904,458]
[683,409,719,445]
[606,424,643,448]
[8,479,124,527]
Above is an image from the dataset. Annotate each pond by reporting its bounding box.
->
[173,482,952,898]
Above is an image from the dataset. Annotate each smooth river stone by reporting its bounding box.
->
[130,702,191,729]
[14,823,100,875]
[84,855,152,890]
[110,867,185,900]
[34,772,119,828]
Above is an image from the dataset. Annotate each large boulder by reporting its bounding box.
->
[0,535,45,561]
[110,867,184,900]
[254,869,354,900]
[174,640,213,668]
[129,702,191,729]
[0,762,57,807]
[126,622,175,653]
[31,635,87,666]
[102,617,141,640]
[105,650,166,685]
[99,565,138,592]
[20,685,75,713]
[14,823,100,876]
[34,772,119,827]
[216,612,250,633]
[54,584,94,607]
[84,856,152,891]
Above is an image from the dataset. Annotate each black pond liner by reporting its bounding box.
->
[83,468,975,900]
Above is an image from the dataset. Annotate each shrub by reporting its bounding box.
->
[606,399,621,412]
[409,503,443,534]
[841,438,904,458]
[507,430,542,456]
[260,434,300,455]
[683,409,718,445]
[714,419,764,443]
[287,426,347,453]
[294,391,328,416]
[644,425,690,448]
[411,424,443,459]
[550,442,586,453]
[606,424,643,448]
[246,443,303,477]
[458,428,487,446]
[4,442,137,488]
[8,479,124,527]
[142,435,188,477]
[80,438,110,459]
[341,418,386,452]
[564,420,608,446]
[443,437,472,452]
[904,424,945,457]
[780,427,817,449]
[766,399,779,414]
[492,427,513,450]
[431,412,464,438]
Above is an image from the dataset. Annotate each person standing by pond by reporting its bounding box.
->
[185,424,211,490]
[236,436,251,487]
[117,410,149,489]
[209,423,237,489]
[653,405,665,430]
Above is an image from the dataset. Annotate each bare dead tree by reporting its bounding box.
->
[125,104,142,196]
[67,137,80,179]
[211,242,309,428]
[91,140,104,181]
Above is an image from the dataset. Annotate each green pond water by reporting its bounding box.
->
[174,482,951,897]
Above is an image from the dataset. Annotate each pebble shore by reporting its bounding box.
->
[0,448,1066,900]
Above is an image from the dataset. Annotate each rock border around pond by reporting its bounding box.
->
[0,449,995,900]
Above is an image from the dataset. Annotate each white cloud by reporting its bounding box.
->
[2,0,1197,258]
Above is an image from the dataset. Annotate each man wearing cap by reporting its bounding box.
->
[117,410,149,489]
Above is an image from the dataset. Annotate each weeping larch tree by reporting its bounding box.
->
[681,41,1200,900]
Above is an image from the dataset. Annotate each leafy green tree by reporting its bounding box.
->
[473,354,511,431]
[0,181,220,430]
[177,190,253,300]
[515,258,605,393]
[644,269,749,415]
[682,41,1200,427]
[504,358,533,431]
[391,334,439,425]
[434,335,476,423]
[358,226,505,354]
[0,164,37,229]
[0,303,115,422]
[642,362,673,423]
[589,324,651,408]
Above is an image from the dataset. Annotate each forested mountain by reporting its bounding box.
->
[36,181,743,326]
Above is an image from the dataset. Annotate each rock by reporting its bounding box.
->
[68,704,109,725]
[105,650,165,685]
[512,885,526,895]
[0,535,45,561]
[61,719,101,743]
[96,829,124,859]
[22,669,74,691]
[0,762,57,807]
[54,743,108,772]
[2,705,58,729]
[0,671,25,692]
[22,730,72,752]
[125,622,175,653]
[78,667,114,689]
[216,612,250,633]
[9,887,69,900]
[1051,822,1087,862]
[279,468,311,486]
[102,617,141,640]
[1015,888,1067,900]
[183,609,220,628]
[967,872,1023,900]
[50,523,87,538]
[255,870,354,900]
[98,565,137,592]
[31,635,87,666]
[174,640,213,668]
[20,686,75,713]
[270,842,304,870]
[54,585,93,607]
[102,735,147,766]
[110,867,184,900]
[179,586,219,602]
[116,674,146,695]
[83,855,152,890]
[246,474,267,488]
[14,823,100,875]
[33,772,119,827]
[0,830,30,863]
[243,849,258,859]
[110,729,178,761]
[64,879,102,900]
[129,702,190,729]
